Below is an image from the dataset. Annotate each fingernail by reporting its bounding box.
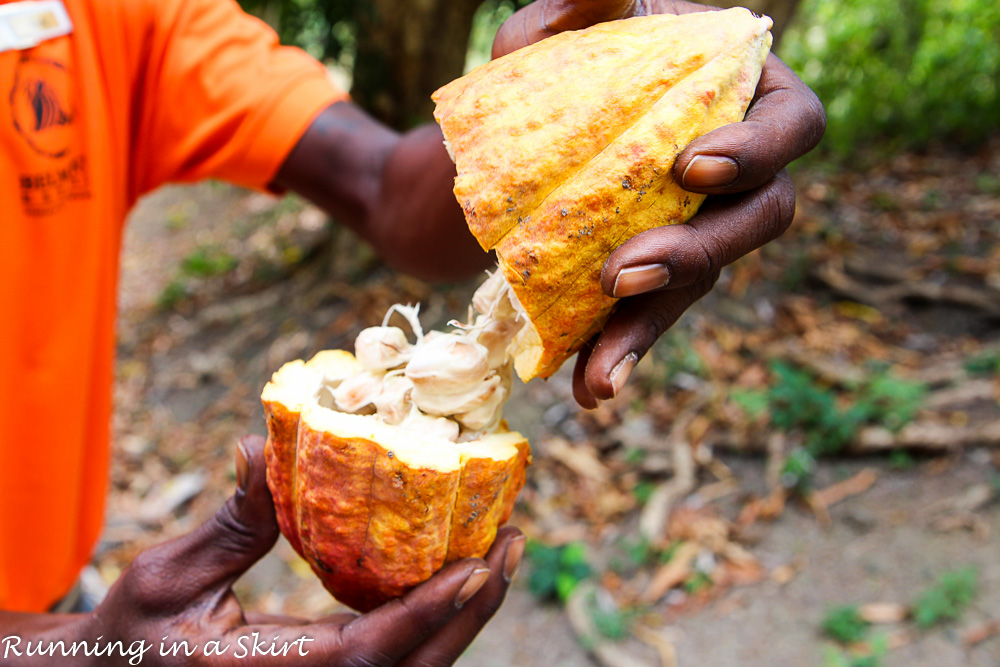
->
[613,264,671,298]
[682,155,740,189]
[235,440,249,493]
[503,536,526,583]
[609,352,639,397]
[455,568,491,608]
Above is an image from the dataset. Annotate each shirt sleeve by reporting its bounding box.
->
[129,0,347,196]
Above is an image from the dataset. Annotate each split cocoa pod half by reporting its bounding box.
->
[262,8,771,611]
[434,7,773,381]
[262,302,530,612]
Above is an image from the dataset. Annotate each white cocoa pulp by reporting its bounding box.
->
[312,271,526,442]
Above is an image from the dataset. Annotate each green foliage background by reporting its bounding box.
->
[779,0,1000,156]
[237,0,361,63]
[240,0,1000,155]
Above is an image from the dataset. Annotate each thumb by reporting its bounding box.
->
[492,0,638,58]
[126,435,279,609]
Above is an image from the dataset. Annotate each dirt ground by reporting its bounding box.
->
[105,145,1000,667]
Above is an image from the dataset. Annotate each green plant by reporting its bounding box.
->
[587,595,637,641]
[856,373,926,432]
[781,447,817,492]
[237,0,362,62]
[683,570,714,595]
[465,0,522,72]
[734,361,926,457]
[645,329,707,388]
[964,351,1000,376]
[887,449,916,470]
[631,480,657,506]
[912,566,978,628]
[658,540,684,564]
[180,246,238,278]
[622,448,647,466]
[821,604,870,644]
[156,280,189,310]
[765,360,858,454]
[525,540,592,603]
[822,634,888,667]
[164,206,191,231]
[734,361,926,492]
[975,172,1000,195]
[609,535,676,576]
[780,251,816,291]
[157,246,240,311]
[780,0,1000,157]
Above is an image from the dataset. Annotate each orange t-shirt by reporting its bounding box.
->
[0,0,344,611]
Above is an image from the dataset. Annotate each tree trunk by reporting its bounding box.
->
[351,0,482,130]
[349,0,804,130]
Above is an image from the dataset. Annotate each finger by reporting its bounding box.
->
[398,527,525,666]
[585,277,718,400]
[492,0,639,58]
[573,343,600,410]
[243,611,310,626]
[314,612,360,625]
[675,54,826,193]
[330,559,493,665]
[123,435,279,611]
[602,170,795,298]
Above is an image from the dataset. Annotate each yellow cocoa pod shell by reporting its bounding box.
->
[261,350,530,612]
[433,8,772,380]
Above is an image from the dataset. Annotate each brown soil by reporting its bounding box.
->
[104,151,1000,666]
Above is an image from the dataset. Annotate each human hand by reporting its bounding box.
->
[65,435,522,666]
[493,0,825,407]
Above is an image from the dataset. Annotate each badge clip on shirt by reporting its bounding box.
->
[0,0,73,52]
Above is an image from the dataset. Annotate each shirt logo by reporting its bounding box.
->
[25,77,73,131]
[10,54,76,158]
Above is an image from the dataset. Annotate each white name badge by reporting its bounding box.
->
[0,0,73,52]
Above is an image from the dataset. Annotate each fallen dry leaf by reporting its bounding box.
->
[667,506,730,552]
[736,489,787,532]
[694,478,741,503]
[641,541,699,604]
[770,556,808,586]
[961,619,1000,646]
[813,468,880,508]
[546,438,611,483]
[859,602,908,624]
[770,564,797,586]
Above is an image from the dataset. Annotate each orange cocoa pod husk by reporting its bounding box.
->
[262,352,530,612]
[433,8,773,381]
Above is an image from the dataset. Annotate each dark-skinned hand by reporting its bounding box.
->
[275,0,824,407]
[1,435,523,666]
[494,0,826,408]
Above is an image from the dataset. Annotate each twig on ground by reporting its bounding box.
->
[814,260,1000,318]
[859,602,908,624]
[813,468,880,508]
[962,619,1000,646]
[764,432,788,492]
[641,541,699,604]
[633,625,678,667]
[856,420,1000,451]
[638,392,710,542]
[565,582,656,667]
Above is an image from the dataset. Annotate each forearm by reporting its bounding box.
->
[369,123,493,281]
[273,101,491,282]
